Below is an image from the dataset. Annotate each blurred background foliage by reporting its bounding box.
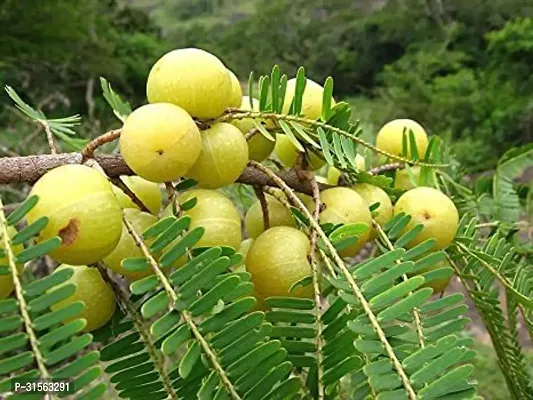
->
[2,0,533,166]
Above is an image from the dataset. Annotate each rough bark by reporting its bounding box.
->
[0,153,329,195]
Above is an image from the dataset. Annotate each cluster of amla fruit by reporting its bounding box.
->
[1,47,460,330]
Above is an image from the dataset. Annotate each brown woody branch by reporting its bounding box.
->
[0,153,331,195]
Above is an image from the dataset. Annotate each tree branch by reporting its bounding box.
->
[0,153,331,195]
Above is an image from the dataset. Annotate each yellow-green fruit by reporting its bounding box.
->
[120,103,201,183]
[26,165,122,265]
[51,264,116,332]
[103,209,158,281]
[176,189,242,250]
[274,134,326,170]
[147,48,233,119]
[112,176,162,215]
[376,119,429,158]
[0,226,24,299]
[327,166,341,185]
[228,70,242,108]
[394,187,458,250]
[234,238,254,272]
[355,154,366,171]
[246,227,313,308]
[232,97,276,162]
[394,167,421,190]
[296,193,315,211]
[282,78,336,120]
[319,187,372,257]
[245,195,295,238]
[352,184,393,240]
[187,123,248,189]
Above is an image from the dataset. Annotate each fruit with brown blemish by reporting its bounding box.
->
[51,264,116,332]
[120,103,201,183]
[0,226,24,299]
[103,209,158,281]
[112,175,162,215]
[319,187,372,257]
[393,187,459,250]
[186,122,248,189]
[245,194,296,238]
[25,165,123,265]
[246,226,313,308]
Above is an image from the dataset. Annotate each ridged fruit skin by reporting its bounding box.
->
[187,122,248,189]
[282,78,336,120]
[147,48,232,119]
[120,103,201,183]
[246,227,313,308]
[227,70,242,108]
[103,209,158,281]
[245,194,296,238]
[51,264,116,332]
[232,97,276,162]
[352,183,393,240]
[174,189,242,250]
[394,167,420,190]
[0,226,24,299]
[394,187,459,250]
[274,134,326,170]
[319,187,372,257]
[26,165,123,265]
[112,175,162,215]
[376,119,428,158]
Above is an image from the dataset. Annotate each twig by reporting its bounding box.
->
[369,163,405,175]
[110,177,150,213]
[253,186,270,231]
[244,128,259,141]
[165,182,181,217]
[248,160,417,399]
[81,129,121,161]
[40,120,58,155]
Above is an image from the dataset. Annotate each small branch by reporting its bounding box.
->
[306,172,325,399]
[96,264,178,399]
[39,120,58,155]
[374,222,426,348]
[81,129,121,161]
[123,212,242,400]
[369,163,405,175]
[111,177,150,213]
[253,186,270,231]
[165,182,181,217]
[0,153,331,194]
[248,161,417,400]
[244,128,259,141]
[220,111,449,168]
[0,199,54,392]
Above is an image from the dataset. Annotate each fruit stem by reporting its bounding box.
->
[253,186,270,230]
[248,160,418,400]
[81,129,121,161]
[96,263,178,399]
[165,182,182,217]
[0,199,55,396]
[222,111,449,168]
[373,221,426,348]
